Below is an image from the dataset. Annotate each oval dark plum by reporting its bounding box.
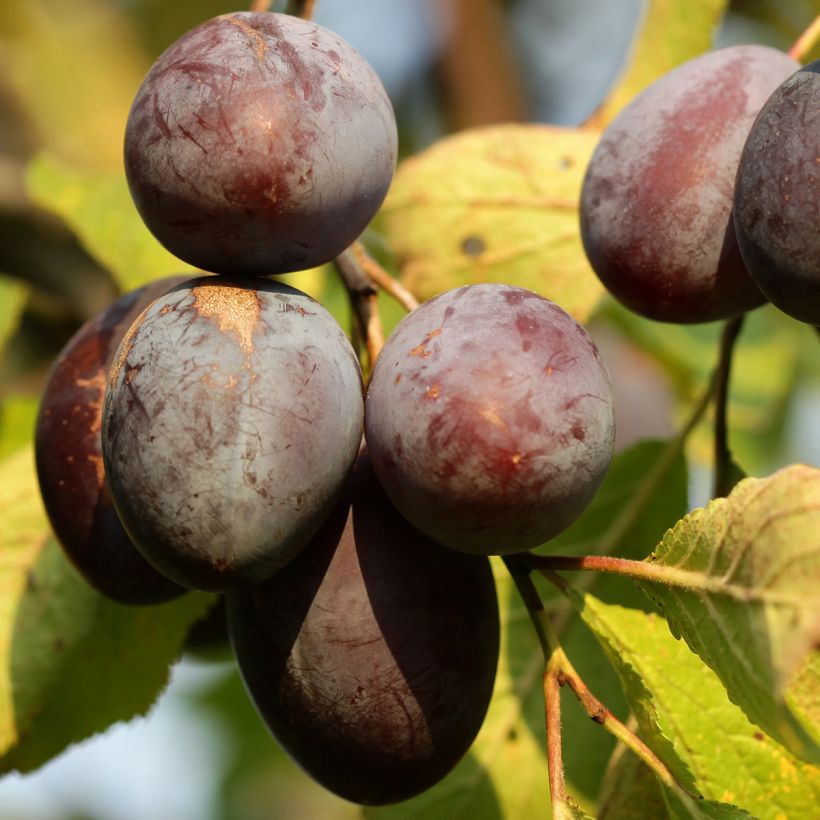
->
[102,277,364,591]
[228,453,499,806]
[734,60,820,325]
[124,12,398,276]
[35,277,187,605]
[580,45,799,323]
[365,284,615,555]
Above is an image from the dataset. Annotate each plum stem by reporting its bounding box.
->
[334,243,419,371]
[504,558,697,813]
[352,242,420,312]
[713,315,745,498]
[285,0,316,20]
[788,15,820,62]
[335,249,385,373]
[248,0,272,11]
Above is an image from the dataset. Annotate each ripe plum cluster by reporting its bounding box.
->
[53,6,820,809]
[37,10,619,804]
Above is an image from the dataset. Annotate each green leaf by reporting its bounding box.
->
[0,275,28,360]
[0,446,213,773]
[598,736,667,820]
[366,560,552,819]
[600,0,729,122]
[378,124,604,321]
[663,791,754,820]
[556,795,595,820]
[0,395,37,460]
[579,598,820,818]
[636,465,820,762]
[25,153,196,292]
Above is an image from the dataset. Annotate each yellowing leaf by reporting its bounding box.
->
[600,0,729,123]
[26,153,195,292]
[379,124,604,322]
[0,396,37,461]
[0,448,48,758]
[0,0,150,171]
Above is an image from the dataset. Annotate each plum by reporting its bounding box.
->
[35,277,187,605]
[364,284,615,555]
[580,45,800,323]
[125,12,397,275]
[734,60,820,325]
[228,453,499,805]
[102,277,364,591]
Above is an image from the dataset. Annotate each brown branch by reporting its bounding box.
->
[503,558,696,812]
[544,663,568,814]
[436,0,527,129]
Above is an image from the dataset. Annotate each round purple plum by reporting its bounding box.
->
[102,277,364,591]
[36,277,187,605]
[365,284,615,555]
[228,452,499,805]
[580,45,800,323]
[124,12,397,276]
[734,60,820,325]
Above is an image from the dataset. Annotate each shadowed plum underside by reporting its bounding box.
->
[35,277,187,605]
[125,12,398,275]
[580,45,800,323]
[228,454,500,805]
[734,60,820,325]
[365,284,615,554]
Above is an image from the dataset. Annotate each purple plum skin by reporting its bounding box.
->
[364,284,615,555]
[124,12,398,276]
[35,278,187,606]
[734,60,820,325]
[102,277,364,592]
[580,45,800,323]
[228,453,499,806]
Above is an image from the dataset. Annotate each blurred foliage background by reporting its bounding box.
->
[0,0,818,818]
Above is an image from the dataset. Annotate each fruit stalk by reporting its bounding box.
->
[351,241,420,312]
[335,248,385,370]
[788,15,820,62]
[713,315,745,498]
